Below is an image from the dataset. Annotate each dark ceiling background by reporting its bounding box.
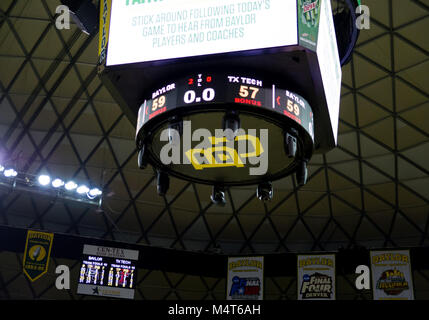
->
[0,0,428,301]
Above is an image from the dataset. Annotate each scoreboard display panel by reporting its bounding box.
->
[137,72,314,142]
[77,245,139,300]
[107,0,298,66]
[135,71,315,186]
[78,255,137,288]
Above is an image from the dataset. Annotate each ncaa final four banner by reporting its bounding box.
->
[370,250,414,300]
[297,254,336,300]
[227,256,264,300]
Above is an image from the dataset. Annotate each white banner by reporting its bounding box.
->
[227,256,264,300]
[107,0,298,66]
[370,250,414,300]
[297,254,336,300]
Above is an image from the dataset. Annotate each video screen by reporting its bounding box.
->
[78,255,137,289]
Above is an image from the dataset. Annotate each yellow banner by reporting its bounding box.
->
[99,0,112,64]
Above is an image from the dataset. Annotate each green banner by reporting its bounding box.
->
[298,0,321,52]
[23,230,54,282]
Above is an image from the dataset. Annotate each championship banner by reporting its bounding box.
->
[370,250,414,300]
[77,244,139,300]
[227,256,264,300]
[23,230,54,282]
[297,254,336,300]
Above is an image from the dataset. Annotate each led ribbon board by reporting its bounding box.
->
[137,73,314,140]
[107,0,297,66]
[136,72,314,186]
[77,245,139,300]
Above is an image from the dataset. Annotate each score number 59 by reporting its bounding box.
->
[286,99,300,117]
[152,96,166,111]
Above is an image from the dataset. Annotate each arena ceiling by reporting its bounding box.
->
[0,0,428,256]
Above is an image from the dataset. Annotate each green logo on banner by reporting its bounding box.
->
[298,0,321,52]
[23,230,54,282]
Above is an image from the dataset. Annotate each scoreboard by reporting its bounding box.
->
[78,255,136,288]
[77,245,139,300]
[135,71,315,186]
[98,0,343,198]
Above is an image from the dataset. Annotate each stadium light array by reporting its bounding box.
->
[0,164,103,206]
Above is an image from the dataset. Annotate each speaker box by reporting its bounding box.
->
[60,0,99,35]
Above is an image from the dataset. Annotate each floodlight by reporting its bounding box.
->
[76,185,89,194]
[38,175,51,186]
[87,188,102,199]
[52,179,65,188]
[65,181,78,191]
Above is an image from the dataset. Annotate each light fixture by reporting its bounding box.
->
[65,181,78,191]
[52,178,65,188]
[4,168,17,178]
[0,166,103,206]
[87,188,102,199]
[76,185,89,195]
[38,175,51,186]
[210,185,226,206]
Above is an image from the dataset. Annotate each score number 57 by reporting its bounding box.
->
[239,85,260,99]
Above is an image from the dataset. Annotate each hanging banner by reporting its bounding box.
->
[23,230,54,282]
[297,254,336,300]
[370,250,414,300]
[298,0,321,52]
[227,256,264,300]
[77,245,139,300]
[98,0,112,64]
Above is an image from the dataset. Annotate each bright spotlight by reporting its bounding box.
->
[4,169,17,178]
[52,178,65,188]
[65,181,78,191]
[0,165,4,172]
[38,175,51,186]
[76,185,89,194]
[87,188,102,199]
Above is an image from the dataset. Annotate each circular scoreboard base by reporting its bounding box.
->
[136,71,314,191]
